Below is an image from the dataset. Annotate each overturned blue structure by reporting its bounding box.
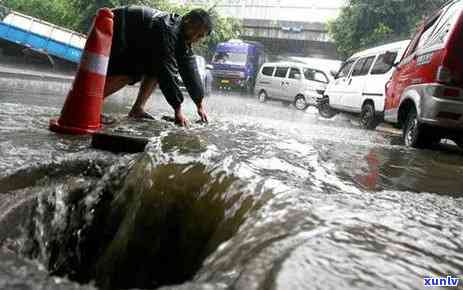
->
[0,5,85,64]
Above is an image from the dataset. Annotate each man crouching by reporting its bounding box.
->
[103,6,212,126]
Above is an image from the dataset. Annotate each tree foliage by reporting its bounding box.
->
[329,0,447,59]
[2,0,77,28]
[1,0,241,60]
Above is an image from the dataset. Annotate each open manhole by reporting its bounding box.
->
[0,154,255,289]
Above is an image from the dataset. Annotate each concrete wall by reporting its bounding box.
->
[242,19,337,59]
[170,0,344,59]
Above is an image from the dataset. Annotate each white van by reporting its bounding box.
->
[322,40,410,128]
[255,62,331,110]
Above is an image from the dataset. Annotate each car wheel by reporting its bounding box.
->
[258,90,267,103]
[317,96,338,118]
[360,103,380,130]
[402,108,434,148]
[294,95,308,110]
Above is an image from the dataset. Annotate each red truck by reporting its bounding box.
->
[384,0,463,148]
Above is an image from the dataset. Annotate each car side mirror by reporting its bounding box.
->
[330,70,338,78]
[206,64,213,70]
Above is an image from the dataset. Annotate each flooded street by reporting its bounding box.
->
[0,76,462,290]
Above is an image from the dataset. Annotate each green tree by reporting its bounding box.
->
[70,0,242,60]
[2,0,76,29]
[69,0,170,32]
[193,9,242,60]
[329,0,447,59]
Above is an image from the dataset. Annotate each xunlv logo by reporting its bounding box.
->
[424,276,460,287]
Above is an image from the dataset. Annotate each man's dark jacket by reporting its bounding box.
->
[108,6,204,109]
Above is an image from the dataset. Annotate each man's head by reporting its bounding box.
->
[181,9,213,45]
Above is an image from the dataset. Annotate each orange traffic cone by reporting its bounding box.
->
[50,8,113,135]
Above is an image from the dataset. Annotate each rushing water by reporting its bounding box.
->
[0,76,462,290]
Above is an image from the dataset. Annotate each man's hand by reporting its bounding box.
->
[197,101,208,123]
[175,109,190,127]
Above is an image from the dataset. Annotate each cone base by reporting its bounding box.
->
[49,118,101,135]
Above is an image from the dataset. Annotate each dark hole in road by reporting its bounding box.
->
[0,154,254,289]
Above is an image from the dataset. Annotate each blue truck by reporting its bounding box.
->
[210,39,267,93]
[0,5,85,65]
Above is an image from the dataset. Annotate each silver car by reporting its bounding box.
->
[255,61,332,110]
[179,55,212,97]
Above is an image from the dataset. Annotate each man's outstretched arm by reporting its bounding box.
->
[178,55,208,123]
[157,60,190,126]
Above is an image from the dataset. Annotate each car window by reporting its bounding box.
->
[304,68,329,83]
[314,71,328,83]
[408,13,440,54]
[371,52,398,74]
[351,58,366,76]
[262,66,275,76]
[212,51,247,65]
[427,1,463,47]
[336,59,356,79]
[359,56,375,75]
[288,68,301,79]
[275,67,289,78]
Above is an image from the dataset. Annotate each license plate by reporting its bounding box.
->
[221,80,230,84]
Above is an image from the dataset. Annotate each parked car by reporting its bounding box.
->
[384,1,463,148]
[320,40,410,128]
[179,55,212,96]
[210,39,267,93]
[254,61,331,110]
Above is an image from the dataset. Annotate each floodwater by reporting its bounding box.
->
[0,75,462,290]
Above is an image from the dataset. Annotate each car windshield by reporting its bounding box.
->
[212,52,247,65]
[303,68,328,83]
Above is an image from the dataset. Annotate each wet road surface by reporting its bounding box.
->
[0,76,462,290]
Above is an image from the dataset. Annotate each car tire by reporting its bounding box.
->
[294,95,308,110]
[317,96,338,118]
[360,103,380,130]
[402,108,435,148]
[258,90,267,103]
